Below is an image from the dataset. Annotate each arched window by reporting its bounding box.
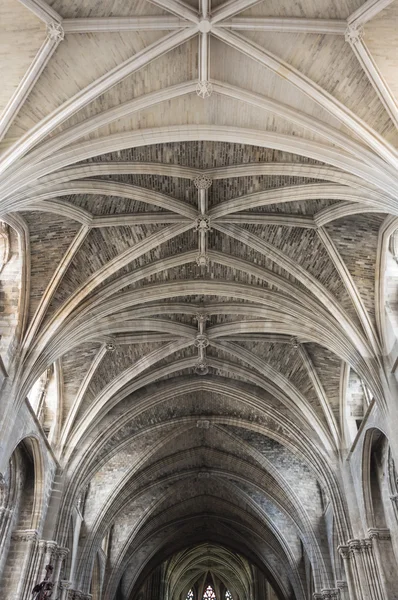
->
[225,591,233,600]
[186,590,194,600]
[203,586,216,600]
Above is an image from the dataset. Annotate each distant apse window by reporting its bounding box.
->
[203,586,216,600]
[225,591,233,600]
[186,590,194,600]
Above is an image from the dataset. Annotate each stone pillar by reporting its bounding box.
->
[338,538,387,600]
[368,528,398,599]
[336,581,349,600]
[338,545,358,600]
[13,529,39,600]
[59,580,72,600]
[0,506,12,542]
[359,539,382,600]
[53,547,69,598]
[0,506,13,577]
[33,540,48,589]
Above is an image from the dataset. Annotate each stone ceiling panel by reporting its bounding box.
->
[324,213,385,327]
[7,30,169,138]
[20,211,81,322]
[61,341,102,422]
[47,0,170,19]
[0,0,45,115]
[240,30,398,143]
[240,0,363,19]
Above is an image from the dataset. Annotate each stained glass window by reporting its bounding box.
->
[186,590,194,600]
[225,591,233,600]
[203,586,216,600]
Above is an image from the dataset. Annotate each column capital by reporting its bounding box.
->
[45,540,58,555]
[38,539,48,550]
[56,546,70,559]
[368,527,391,540]
[11,528,39,542]
[347,538,362,553]
[0,506,12,516]
[337,544,351,560]
[321,590,340,600]
[60,580,72,590]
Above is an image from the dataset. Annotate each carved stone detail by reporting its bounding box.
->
[12,528,39,542]
[336,581,347,589]
[56,546,70,560]
[338,545,351,561]
[194,334,209,349]
[0,506,12,516]
[195,216,211,231]
[321,590,340,600]
[196,80,213,99]
[194,313,210,324]
[368,527,391,540]
[193,175,212,190]
[196,419,210,429]
[195,360,209,375]
[345,24,364,45]
[196,253,209,267]
[47,22,65,41]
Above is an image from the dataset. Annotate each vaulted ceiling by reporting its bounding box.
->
[1,1,398,599]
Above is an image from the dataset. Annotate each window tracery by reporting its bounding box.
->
[186,589,194,600]
[203,585,216,600]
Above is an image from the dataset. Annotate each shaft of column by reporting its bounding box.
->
[338,545,359,600]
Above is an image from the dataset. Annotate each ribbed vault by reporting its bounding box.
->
[1,1,398,600]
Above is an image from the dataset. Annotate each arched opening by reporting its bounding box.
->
[343,365,373,447]
[362,429,398,598]
[0,220,22,371]
[26,364,61,447]
[0,437,44,599]
[127,537,291,600]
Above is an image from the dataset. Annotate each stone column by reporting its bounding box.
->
[0,506,13,577]
[338,545,359,600]
[60,580,72,600]
[33,540,48,588]
[13,529,39,600]
[53,547,70,598]
[336,580,349,600]
[368,528,398,599]
[359,539,382,600]
[338,538,387,600]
